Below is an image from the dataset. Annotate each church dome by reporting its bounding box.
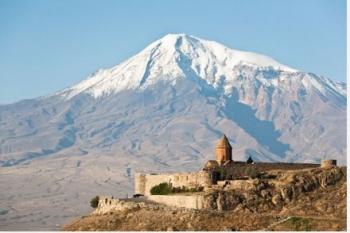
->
[203,160,219,170]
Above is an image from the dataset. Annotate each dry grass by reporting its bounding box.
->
[271,216,345,231]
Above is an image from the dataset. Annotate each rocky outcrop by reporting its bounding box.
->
[202,167,345,212]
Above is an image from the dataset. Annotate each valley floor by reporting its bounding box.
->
[0,153,133,230]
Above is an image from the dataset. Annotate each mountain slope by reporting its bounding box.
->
[0,33,346,230]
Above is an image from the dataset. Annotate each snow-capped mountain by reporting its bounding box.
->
[58,33,299,99]
[2,33,344,165]
[56,34,345,101]
[0,34,346,229]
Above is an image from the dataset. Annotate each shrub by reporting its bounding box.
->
[172,185,203,193]
[90,196,99,208]
[246,156,254,164]
[289,217,312,231]
[150,182,172,195]
[150,183,204,195]
[172,186,182,193]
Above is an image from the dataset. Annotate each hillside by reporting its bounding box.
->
[63,167,346,231]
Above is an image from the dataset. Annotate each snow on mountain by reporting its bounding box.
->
[58,34,300,99]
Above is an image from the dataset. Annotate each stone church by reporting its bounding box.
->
[135,135,250,195]
[134,134,321,196]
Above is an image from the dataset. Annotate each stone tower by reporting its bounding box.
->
[216,134,232,165]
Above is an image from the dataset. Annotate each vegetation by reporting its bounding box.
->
[289,217,312,231]
[246,156,254,164]
[172,185,204,193]
[90,196,99,208]
[150,182,172,195]
[150,183,204,195]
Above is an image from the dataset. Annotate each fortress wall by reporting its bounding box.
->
[147,195,205,209]
[135,171,212,196]
[135,162,324,195]
[93,196,127,215]
[219,162,320,180]
[93,195,207,214]
[93,196,147,215]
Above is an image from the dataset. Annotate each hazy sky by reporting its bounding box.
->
[0,0,346,104]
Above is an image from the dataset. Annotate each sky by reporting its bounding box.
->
[0,0,346,104]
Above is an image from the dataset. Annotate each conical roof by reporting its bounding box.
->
[216,134,232,149]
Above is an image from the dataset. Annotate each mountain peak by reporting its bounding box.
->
[157,33,197,42]
[57,34,308,99]
[160,33,190,40]
[145,33,201,53]
[155,33,297,69]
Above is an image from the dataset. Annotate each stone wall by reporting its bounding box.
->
[135,171,212,196]
[134,161,326,196]
[93,197,137,215]
[98,167,345,214]
[93,196,152,215]
[147,195,205,209]
[220,162,320,180]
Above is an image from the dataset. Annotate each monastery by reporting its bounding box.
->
[134,134,335,196]
[92,134,339,213]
